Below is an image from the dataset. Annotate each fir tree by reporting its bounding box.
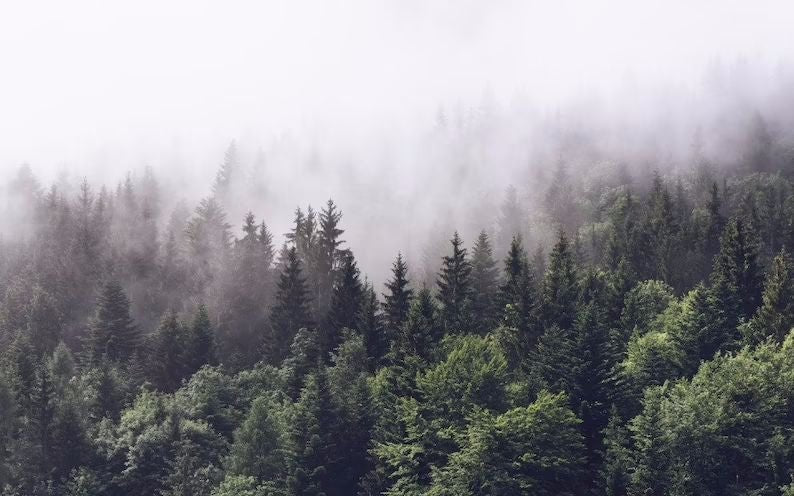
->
[709,218,764,350]
[436,232,473,334]
[288,366,338,496]
[326,251,363,353]
[393,287,442,363]
[742,249,794,344]
[470,230,500,334]
[82,280,139,365]
[383,253,413,335]
[150,311,187,392]
[499,235,539,350]
[541,230,579,331]
[317,199,347,318]
[185,304,217,374]
[358,283,386,368]
[269,247,313,362]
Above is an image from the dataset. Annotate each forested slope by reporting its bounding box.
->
[2,157,794,495]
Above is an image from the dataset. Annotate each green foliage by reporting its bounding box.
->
[429,391,585,496]
[269,247,312,363]
[437,232,473,334]
[82,280,140,365]
[742,249,794,345]
[470,230,500,334]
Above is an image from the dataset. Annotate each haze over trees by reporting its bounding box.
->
[1,111,794,495]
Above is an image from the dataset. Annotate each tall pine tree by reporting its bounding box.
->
[436,232,473,334]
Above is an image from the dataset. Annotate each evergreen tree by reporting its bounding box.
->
[383,253,413,337]
[150,311,187,392]
[358,283,386,368]
[394,287,443,363]
[541,230,579,331]
[82,280,139,365]
[325,251,363,353]
[269,247,312,362]
[288,365,338,496]
[26,285,62,356]
[499,235,539,351]
[599,407,631,496]
[742,249,794,344]
[317,199,347,318]
[226,395,288,483]
[436,232,473,334]
[184,304,217,375]
[470,230,500,334]
[709,217,764,350]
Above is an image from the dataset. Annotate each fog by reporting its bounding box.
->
[2,0,794,284]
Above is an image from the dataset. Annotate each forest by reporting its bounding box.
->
[1,123,794,496]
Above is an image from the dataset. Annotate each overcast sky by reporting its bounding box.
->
[0,0,793,181]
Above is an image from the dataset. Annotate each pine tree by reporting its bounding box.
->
[742,249,794,344]
[326,251,363,353]
[436,232,473,334]
[541,230,579,331]
[221,212,275,364]
[358,283,386,368]
[184,304,217,374]
[184,197,232,295]
[288,366,338,496]
[269,248,312,362]
[150,311,187,392]
[82,280,139,365]
[704,182,724,257]
[383,253,413,335]
[212,140,239,203]
[470,230,500,334]
[394,287,443,363]
[26,286,62,356]
[709,218,764,350]
[499,235,539,350]
[318,199,347,318]
[599,407,631,496]
[226,396,287,482]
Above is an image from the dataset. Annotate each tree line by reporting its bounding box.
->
[3,158,794,495]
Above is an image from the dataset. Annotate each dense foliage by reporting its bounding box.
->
[3,150,794,495]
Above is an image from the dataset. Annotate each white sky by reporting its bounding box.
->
[0,0,792,180]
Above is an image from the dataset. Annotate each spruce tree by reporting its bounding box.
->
[709,218,764,350]
[325,252,363,353]
[541,230,579,331]
[394,287,443,363]
[269,247,313,362]
[83,280,139,365]
[226,396,287,482]
[149,311,187,392]
[318,199,347,317]
[358,283,386,368]
[599,407,631,496]
[184,304,217,374]
[436,231,473,334]
[499,235,539,350]
[742,249,794,344]
[382,253,413,335]
[470,230,500,334]
[288,365,338,496]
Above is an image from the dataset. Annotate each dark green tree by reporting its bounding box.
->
[325,251,363,353]
[470,230,500,334]
[436,232,473,334]
[541,230,579,331]
[383,253,413,338]
[185,304,217,375]
[82,280,139,365]
[269,247,312,362]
